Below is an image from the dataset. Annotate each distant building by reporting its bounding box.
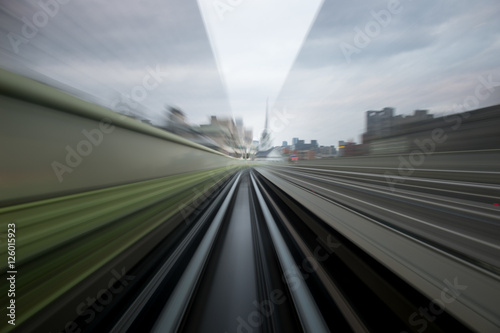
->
[259,100,272,151]
[344,142,368,156]
[162,108,224,151]
[293,138,318,151]
[338,140,346,157]
[366,107,394,138]
[367,105,500,155]
[282,141,288,147]
[254,100,284,161]
[235,118,253,149]
[318,145,337,157]
[244,129,253,146]
[198,115,251,157]
[289,149,315,160]
[288,137,319,160]
[348,104,500,156]
[363,107,433,144]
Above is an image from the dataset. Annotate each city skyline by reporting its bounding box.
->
[1,1,499,149]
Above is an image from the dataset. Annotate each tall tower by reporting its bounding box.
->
[259,99,272,151]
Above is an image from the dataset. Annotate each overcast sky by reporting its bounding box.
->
[1,0,499,146]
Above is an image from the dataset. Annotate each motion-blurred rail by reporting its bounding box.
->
[65,169,479,333]
[2,70,499,332]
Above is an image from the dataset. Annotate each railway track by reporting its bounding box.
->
[60,168,472,333]
[256,165,500,273]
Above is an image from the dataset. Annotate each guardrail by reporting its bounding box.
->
[0,69,245,332]
[0,68,241,204]
[256,167,500,332]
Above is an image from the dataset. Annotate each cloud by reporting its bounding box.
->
[269,0,500,145]
[0,0,499,145]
